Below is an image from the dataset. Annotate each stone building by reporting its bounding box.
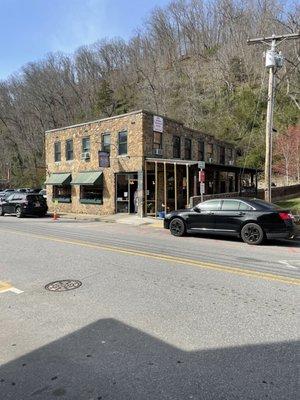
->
[45,110,258,216]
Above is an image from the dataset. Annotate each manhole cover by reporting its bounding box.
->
[45,280,82,292]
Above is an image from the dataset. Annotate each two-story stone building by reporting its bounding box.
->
[45,110,258,216]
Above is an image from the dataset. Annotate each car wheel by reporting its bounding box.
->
[0,206,4,216]
[16,206,23,218]
[169,218,186,237]
[241,223,264,245]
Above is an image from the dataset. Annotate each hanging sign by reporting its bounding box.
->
[153,116,164,133]
[98,151,110,168]
[198,170,205,183]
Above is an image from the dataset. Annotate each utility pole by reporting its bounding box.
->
[247,32,300,202]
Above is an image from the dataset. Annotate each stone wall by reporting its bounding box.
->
[45,111,144,215]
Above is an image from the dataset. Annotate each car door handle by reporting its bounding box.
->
[238,212,245,216]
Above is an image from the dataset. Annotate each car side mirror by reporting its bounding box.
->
[193,206,201,213]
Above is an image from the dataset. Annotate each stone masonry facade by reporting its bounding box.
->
[45,110,236,215]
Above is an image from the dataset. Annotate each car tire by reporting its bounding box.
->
[169,218,186,237]
[241,223,264,245]
[16,206,23,218]
[0,206,4,216]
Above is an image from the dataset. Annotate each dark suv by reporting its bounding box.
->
[0,193,48,218]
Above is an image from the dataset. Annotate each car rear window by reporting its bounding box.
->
[199,200,222,211]
[221,200,240,210]
[252,199,282,210]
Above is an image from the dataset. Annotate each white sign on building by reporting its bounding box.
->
[153,115,164,133]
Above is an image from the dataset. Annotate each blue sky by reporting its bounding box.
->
[0,0,170,80]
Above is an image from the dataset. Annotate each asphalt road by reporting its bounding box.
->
[0,216,299,400]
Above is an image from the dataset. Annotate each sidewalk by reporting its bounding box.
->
[50,212,164,228]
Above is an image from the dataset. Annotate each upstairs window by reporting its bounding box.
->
[184,138,192,160]
[207,143,213,161]
[102,133,111,154]
[118,131,128,155]
[173,136,181,158]
[82,137,90,153]
[54,142,61,162]
[153,132,162,150]
[198,141,205,161]
[219,146,225,164]
[65,139,73,161]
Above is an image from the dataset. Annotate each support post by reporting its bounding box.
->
[155,162,158,219]
[265,45,275,202]
[174,163,177,210]
[145,161,148,216]
[164,162,167,214]
[186,164,189,208]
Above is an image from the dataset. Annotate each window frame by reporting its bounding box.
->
[206,143,213,161]
[173,136,181,158]
[184,138,192,160]
[52,185,72,203]
[80,185,103,205]
[219,146,225,164]
[198,140,205,161]
[101,133,111,154]
[153,131,162,150]
[65,139,74,161]
[82,137,91,153]
[118,131,128,156]
[54,141,61,163]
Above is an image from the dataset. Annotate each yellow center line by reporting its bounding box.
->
[1,228,299,286]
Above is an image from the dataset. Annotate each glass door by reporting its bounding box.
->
[116,173,138,213]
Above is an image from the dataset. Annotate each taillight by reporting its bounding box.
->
[279,212,293,221]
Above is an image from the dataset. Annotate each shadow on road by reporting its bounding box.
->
[0,318,297,399]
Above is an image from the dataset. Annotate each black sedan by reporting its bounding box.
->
[0,193,48,218]
[164,198,296,245]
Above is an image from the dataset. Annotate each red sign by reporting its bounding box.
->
[199,170,205,183]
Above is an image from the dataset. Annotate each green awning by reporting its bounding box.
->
[71,171,103,186]
[45,173,71,185]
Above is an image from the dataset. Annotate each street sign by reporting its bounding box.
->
[199,170,205,183]
[198,161,205,169]
[200,182,205,194]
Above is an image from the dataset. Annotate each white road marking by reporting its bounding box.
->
[279,260,300,269]
[0,281,24,295]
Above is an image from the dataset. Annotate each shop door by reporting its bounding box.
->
[116,173,138,213]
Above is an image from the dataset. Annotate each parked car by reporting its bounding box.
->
[39,189,47,199]
[0,193,48,218]
[0,189,15,201]
[164,198,296,245]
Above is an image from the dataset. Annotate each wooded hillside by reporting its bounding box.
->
[0,0,299,186]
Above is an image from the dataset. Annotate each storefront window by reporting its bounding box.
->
[80,186,103,204]
[53,185,71,203]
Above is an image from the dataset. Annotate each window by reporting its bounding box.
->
[207,143,213,161]
[221,200,240,211]
[198,141,205,161]
[53,186,71,203]
[102,133,111,154]
[228,148,233,160]
[54,142,61,162]
[65,139,73,161]
[184,138,192,160]
[198,199,221,211]
[80,186,103,204]
[118,131,128,155]
[153,131,162,150]
[173,136,181,158]
[219,146,225,164]
[239,202,253,211]
[82,137,90,153]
